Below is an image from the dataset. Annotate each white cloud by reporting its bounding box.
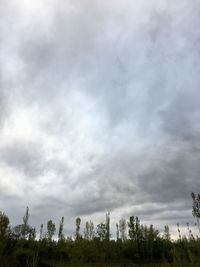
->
[0,0,199,237]
[0,162,26,197]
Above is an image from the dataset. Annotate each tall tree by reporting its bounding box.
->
[46,220,56,241]
[58,217,65,241]
[191,192,200,233]
[39,224,44,240]
[84,221,90,240]
[22,206,29,239]
[119,218,127,242]
[84,221,95,240]
[116,223,119,240]
[75,217,81,240]
[88,221,95,240]
[148,224,159,259]
[163,225,170,241]
[23,207,29,226]
[105,212,110,241]
[0,212,9,238]
[128,216,141,242]
[96,223,106,241]
[0,212,10,259]
[13,207,35,240]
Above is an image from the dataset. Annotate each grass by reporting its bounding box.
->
[47,260,200,267]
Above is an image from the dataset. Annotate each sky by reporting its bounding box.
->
[0,0,200,238]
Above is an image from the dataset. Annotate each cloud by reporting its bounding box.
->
[0,0,199,237]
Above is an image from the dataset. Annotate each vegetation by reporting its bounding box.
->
[0,194,200,267]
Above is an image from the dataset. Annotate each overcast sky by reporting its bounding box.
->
[0,0,200,238]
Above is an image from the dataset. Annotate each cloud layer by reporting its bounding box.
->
[0,0,200,237]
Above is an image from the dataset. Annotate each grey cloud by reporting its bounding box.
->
[160,90,200,149]
[138,152,200,203]
[0,141,45,176]
[0,0,200,236]
[0,140,72,179]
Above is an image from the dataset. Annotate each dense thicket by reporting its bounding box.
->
[1,194,200,267]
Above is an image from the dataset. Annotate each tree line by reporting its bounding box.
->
[0,192,200,267]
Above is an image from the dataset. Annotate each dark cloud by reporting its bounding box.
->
[160,90,200,149]
[0,141,45,176]
[0,0,199,237]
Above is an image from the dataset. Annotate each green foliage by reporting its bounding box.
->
[119,218,127,242]
[58,217,65,242]
[0,195,200,267]
[46,220,56,241]
[0,211,10,238]
[105,212,110,241]
[84,221,95,240]
[163,225,171,241]
[39,223,44,240]
[0,211,11,263]
[191,192,200,233]
[12,207,36,240]
[75,217,81,240]
[96,223,106,241]
[116,223,119,241]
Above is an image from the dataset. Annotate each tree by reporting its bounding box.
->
[119,218,127,242]
[128,216,141,242]
[0,212,10,260]
[177,223,181,240]
[88,221,95,240]
[0,212,9,238]
[13,207,35,240]
[84,221,89,240]
[105,212,110,241]
[39,224,43,240]
[21,206,30,239]
[58,217,65,241]
[75,217,81,240]
[128,216,143,257]
[84,221,95,240]
[116,223,119,240]
[147,224,159,259]
[46,220,56,241]
[96,223,106,241]
[191,192,200,233]
[128,216,136,240]
[163,225,170,241]
[23,207,29,226]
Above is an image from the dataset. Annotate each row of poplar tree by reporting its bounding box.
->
[0,207,170,243]
[0,192,200,266]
